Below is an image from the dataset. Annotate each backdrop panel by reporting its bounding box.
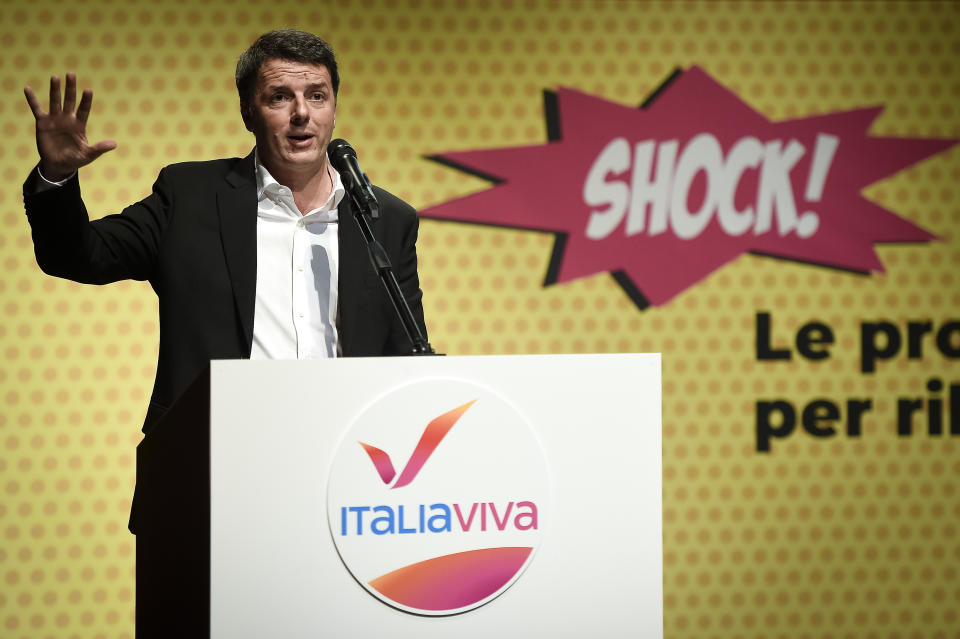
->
[0,1,957,638]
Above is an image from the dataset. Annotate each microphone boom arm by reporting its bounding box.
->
[338,156,435,356]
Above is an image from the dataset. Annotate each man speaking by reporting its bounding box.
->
[23,29,427,435]
[23,28,429,633]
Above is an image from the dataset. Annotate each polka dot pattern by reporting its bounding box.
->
[1,1,959,637]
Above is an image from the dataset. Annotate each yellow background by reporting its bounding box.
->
[1,0,958,637]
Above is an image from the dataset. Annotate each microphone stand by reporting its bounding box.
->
[342,173,436,356]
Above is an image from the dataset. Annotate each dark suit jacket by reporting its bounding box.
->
[24,152,427,433]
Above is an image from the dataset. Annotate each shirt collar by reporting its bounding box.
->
[254,149,346,217]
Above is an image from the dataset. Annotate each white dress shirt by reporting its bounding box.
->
[249,155,345,360]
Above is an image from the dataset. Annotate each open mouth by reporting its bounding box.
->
[288,134,313,145]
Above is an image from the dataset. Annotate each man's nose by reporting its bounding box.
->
[290,96,309,124]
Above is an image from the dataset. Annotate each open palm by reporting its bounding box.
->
[24,72,116,181]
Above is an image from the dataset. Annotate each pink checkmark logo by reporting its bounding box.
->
[359,400,476,489]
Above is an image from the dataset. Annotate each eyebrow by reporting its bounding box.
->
[264,81,330,92]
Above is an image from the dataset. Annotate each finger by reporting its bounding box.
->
[63,72,77,114]
[89,140,118,158]
[76,88,93,124]
[49,75,61,115]
[23,86,44,119]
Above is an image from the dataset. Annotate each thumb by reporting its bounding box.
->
[88,139,117,160]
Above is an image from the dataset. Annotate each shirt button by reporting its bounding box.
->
[298,265,304,272]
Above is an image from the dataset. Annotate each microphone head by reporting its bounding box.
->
[327,138,356,171]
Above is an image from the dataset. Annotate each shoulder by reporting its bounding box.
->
[370,185,418,223]
[157,156,249,183]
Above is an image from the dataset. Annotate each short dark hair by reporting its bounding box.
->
[235,29,340,107]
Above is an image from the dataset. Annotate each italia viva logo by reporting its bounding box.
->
[327,381,549,615]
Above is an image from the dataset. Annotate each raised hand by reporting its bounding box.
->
[24,72,117,182]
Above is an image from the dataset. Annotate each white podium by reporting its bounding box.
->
[135,354,662,638]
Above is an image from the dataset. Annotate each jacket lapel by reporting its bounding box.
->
[217,152,258,355]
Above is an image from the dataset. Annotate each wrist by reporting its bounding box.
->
[37,162,75,184]
[37,162,76,186]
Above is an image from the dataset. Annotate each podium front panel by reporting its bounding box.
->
[209,354,661,638]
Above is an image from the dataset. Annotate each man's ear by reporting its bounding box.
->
[240,100,253,133]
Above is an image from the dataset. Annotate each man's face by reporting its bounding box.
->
[245,58,336,177]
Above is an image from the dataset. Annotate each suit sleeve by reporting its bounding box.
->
[24,167,173,285]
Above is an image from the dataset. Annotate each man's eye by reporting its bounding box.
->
[269,94,288,103]
[309,93,325,102]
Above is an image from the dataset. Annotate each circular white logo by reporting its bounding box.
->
[327,378,549,615]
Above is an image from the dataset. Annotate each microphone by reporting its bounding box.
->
[328,138,380,219]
